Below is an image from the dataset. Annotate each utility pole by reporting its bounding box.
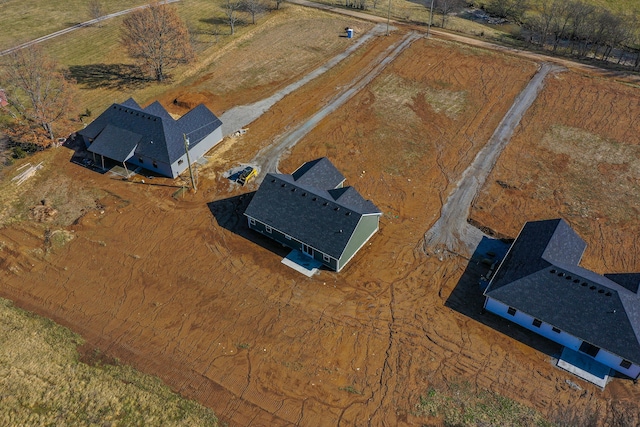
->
[427,0,435,37]
[386,0,392,36]
[183,133,197,192]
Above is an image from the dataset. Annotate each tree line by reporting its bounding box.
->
[479,0,640,69]
[522,0,639,68]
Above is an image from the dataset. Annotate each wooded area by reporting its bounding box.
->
[518,0,639,68]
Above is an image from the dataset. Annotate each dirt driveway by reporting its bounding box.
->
[1,9,640,427]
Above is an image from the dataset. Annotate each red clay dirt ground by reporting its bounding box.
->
[1,19,640,427]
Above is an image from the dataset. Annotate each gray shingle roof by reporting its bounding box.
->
[485,219,640,365]
[79,98,222,165]
[244,158,381,259]
[87,124,141,162]
[291,157,346,189]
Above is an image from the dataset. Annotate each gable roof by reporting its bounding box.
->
[80,98,222,165]
[291,157,346,189]
[484,219,640,365]
[244,158,381,259]
[87,124,141,162]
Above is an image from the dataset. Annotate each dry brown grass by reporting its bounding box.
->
[0,297,218,426]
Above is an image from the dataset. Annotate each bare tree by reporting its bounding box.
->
[121,1,194,81]
[223,0,243,35]
[485,0,528,23]
[242,0,266,25]
[274,0,285,10]
[0,46,77,147]
[88,0,104,22]
[566,1,595,57]
[434,0,465,29]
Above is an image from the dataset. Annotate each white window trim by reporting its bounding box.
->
[265,225,272,233]
[323,254,330,262]
[249,218,256,225]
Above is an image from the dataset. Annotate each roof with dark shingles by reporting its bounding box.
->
[485,219,640,365]
[79,98,221,165]
[244,158,381,259]
[291,157,346,189]
[87,124,141,162]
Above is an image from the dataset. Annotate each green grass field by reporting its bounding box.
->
[0,297,218,426]
[0,0,150,51]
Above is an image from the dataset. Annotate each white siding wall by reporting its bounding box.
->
[484,297,640,379]
[170,127,223,178]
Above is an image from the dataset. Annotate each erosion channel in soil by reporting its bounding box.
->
[1,13,640,427]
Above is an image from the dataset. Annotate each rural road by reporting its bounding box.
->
[422,62,562,259]
[289,0,639,84]
[0,0,181,56]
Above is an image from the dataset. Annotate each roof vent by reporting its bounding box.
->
[334,207,340,211]
[312,197,317,201]
[281,184,286,187]
[573,279,580,283]
[581,282,588,287]
[323,202,328,206]
[302,192,307,196]
[589,286,596,290]
[271,179,275,183]
[550,269,556,274]
[558,272,565,277]
[291,188,296,192]
[605,292,612,296]
[566,275,572,280]
[598,289,604,294]
[346,212,351,216]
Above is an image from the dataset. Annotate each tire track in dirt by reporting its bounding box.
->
[251,31,422,177]
[423,63,562,259]
[219,23,389,137]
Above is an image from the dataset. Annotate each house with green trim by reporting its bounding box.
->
[244,158,381,272]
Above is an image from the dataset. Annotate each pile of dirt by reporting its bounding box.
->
[30,200,58,222]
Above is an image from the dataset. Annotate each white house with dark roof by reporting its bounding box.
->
[77,98,222,178]
[244,158,382,272]
[483,218,640,381]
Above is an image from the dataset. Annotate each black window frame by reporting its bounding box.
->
[620,359,632,369]
[552,327,561,333]
[579,341,600,358]
[532,319,542,328]
[507,307,517,316]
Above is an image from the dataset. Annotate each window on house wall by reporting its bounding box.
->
[579,341,600,358]
[620,360,632,369]
[153,161,158,168]
[285,234,291,240]
[265,225,272,233]
[249,218,256,225]
[507,307,516,316]
[323,254,330,262]
[552,327,561,333]
[178,159,184,165]
[532,319,542,328]
[138,157,143,163]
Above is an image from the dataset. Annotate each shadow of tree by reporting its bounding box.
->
[69,63,150,90]
[445,236,563,359]
[199,17,229,27]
